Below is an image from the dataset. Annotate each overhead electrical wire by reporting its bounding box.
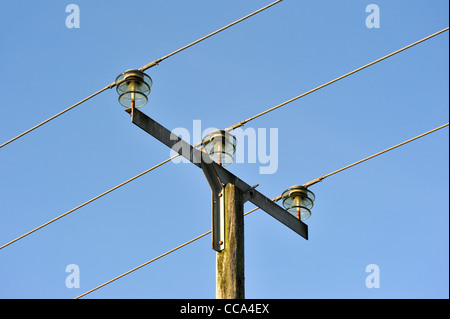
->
[225,27,449,132]
[75,122,449,298]
[1,26,447,251]
[0,0,283,150]
[75,205,264,299]
[139,0,283,72]
[302,123,450,188]
[0,85,114,150]
[0,155,178,251]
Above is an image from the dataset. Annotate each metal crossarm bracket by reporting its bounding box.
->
[126,107,308,251]
[201,159,225,252]
[126,107,225,251]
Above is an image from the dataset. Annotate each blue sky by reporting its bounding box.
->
[0,1,448,299]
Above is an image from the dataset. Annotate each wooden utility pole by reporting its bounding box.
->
[126,107,308,299]
[216,183,245,299]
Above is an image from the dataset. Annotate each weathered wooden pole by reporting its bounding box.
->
[216,183,245,299]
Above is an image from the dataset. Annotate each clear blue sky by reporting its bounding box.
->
[0,0,448,299]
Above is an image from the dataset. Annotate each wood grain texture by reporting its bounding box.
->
[216,183,245,299]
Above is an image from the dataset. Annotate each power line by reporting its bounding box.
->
[0,0,283,150]
[75,230,211,299]
[76,122,448,298]
[2,27,447,251]
[0,155,177,251]
[0,84,114,149]
[139,0,283,71]
[302,123,449,188]
[225,27,449,132]
[75,205,264,299]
